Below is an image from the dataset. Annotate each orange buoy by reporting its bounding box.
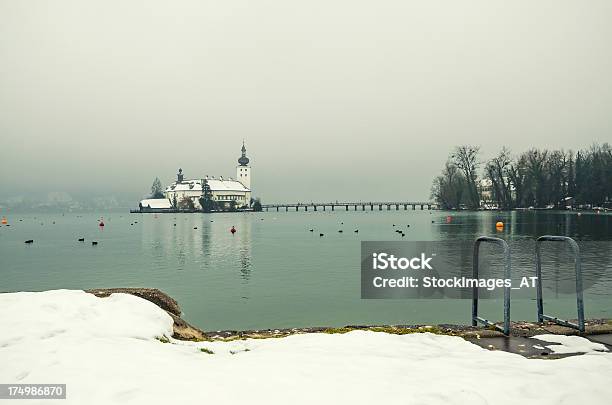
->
[230,226,236,234]
[495,221,504,230]
[1,217,7,225]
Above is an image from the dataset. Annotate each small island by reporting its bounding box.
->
[134,142,262,213]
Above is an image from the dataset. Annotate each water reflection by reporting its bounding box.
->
[434,212,612,298]
[236,216,252,280]
[141,213,253,280]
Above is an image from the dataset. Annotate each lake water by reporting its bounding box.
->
[1,210,610,330]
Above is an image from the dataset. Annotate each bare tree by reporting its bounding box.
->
[523,149,549,208]
[431,160,465,209]
[485,147,513,209]
[546,150,568,208]
[507,154,528,208]
[452,145,481,209]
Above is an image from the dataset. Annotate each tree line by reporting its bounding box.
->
[431,143,611,210]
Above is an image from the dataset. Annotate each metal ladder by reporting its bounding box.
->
[471,236,511,335]
[535,235,585,333]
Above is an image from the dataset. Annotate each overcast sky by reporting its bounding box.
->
[1,0,611,203]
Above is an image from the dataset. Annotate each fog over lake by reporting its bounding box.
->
[1,0,611,205]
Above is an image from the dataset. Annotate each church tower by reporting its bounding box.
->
[236,141,251,190]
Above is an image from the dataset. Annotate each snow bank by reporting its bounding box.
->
[533,334,609,354]
[1,290,611,405]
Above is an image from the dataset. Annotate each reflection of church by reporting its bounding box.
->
[139,143,252,211]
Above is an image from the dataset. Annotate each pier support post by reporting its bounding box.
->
[346,205,349,211]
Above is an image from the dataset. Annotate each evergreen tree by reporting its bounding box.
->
[198,179,215,213]
[150,177,164,199]
[252,198,263,212]
[178,196,196,211]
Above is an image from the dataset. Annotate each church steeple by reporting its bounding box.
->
[238,141,250,166]
[236,141,251,190]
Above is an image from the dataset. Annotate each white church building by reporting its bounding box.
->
[139,143,252,211]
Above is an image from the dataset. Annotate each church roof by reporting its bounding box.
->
[207,179,249,192]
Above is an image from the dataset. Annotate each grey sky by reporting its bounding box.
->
[1,0,611,203]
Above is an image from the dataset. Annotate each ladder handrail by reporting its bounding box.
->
[472,236,511,335]
[535,235,585,333]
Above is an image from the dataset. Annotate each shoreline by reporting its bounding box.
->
[126,207,611,214]
[85,288,612,351]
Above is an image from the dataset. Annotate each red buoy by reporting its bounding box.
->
[230,226,236,234]
[99,217,105,227]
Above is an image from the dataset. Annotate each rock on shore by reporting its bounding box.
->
[86,288,207,340]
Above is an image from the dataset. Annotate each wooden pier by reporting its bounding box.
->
[261,201,438,212]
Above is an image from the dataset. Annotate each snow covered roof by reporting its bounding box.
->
[166,178,249,192]
[207,179,249,192]
[140,198,172,209]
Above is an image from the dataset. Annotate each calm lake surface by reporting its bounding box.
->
[1,210,610,330]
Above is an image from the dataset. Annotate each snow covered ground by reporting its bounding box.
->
[1,290,611,405]
[532,334,609,354]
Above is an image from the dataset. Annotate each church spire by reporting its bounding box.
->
[238,141,250,166]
